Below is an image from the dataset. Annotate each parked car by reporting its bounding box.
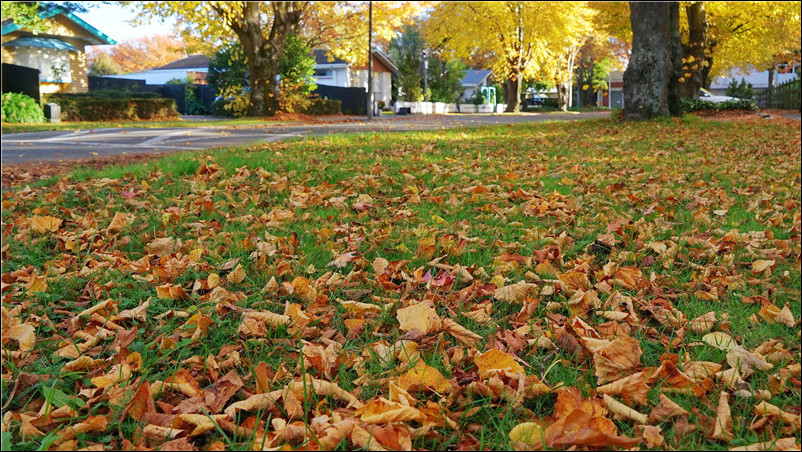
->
[525,93,546,107]
[699,88,738,103]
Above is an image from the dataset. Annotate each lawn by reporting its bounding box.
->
[1,115,800,451]
[0,115,311,134]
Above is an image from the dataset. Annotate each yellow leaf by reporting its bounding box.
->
[474,348,525,379]
[396,302,441,334]
[107,211,134,233]
[227,264,246,284]
[397,361,451,394]
[30,215,62,233]
[509,422,545,447]
[27,275,48,293]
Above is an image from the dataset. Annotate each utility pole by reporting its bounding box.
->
[367,1,373,120]
[422,49,429,102]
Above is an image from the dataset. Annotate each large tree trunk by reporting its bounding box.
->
[504,74,522,112]
[555,80,568,111]
[667,2,683,116]
[226,2,304,116]
[678,2,707,98]
[623,2,681,119]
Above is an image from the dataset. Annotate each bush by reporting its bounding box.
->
[543,98,559,109]
[303,99,341,116]
[1,92,45,123]
[726,78,754,100]
[46,93,179,121]
[680,97,758,113]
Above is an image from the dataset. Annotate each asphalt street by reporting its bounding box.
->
[1,112,610,164]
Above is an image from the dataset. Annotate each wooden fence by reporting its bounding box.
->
[755,78,800,110]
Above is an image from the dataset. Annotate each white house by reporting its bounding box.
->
[102,54,210,85]
[460,69,493,102]
[313,49,397,106]
[708,66,799,96]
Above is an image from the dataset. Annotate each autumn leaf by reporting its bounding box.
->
[396,302,441,334]
[30,215,62,233]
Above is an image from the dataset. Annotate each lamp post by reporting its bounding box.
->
[367,1,373,120]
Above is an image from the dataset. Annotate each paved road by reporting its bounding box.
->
[1,112,609,164]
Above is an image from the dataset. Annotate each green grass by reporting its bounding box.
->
[0,116,314,134]
[1,115,799,451]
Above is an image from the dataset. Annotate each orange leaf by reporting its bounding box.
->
[30,215,62,233]
[474,348,525,379]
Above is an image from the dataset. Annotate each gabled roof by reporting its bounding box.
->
[2,5,115,45]
[2,36,78,51]
[314,49,348,65]
[158,55,210,70]
[461,69,492,87]
[709,68,799,89]
[313,48,398,73]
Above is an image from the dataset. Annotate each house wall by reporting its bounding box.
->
[352,70,392,106]
[2,14,103,95]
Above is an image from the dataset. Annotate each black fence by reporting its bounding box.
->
[755,78,801,111]
[312,84,365,115]
[88,76,161,94]
[2,63,41,103]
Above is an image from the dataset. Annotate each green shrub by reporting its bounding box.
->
[680,97,758,113]
[303,99,341,116]
[726,78,754,100]
[543,98,559,109]
[1,92,45,124]
[46,94,179,121]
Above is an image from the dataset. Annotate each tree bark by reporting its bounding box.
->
[555,80,568,111]
[623,2,681,119]
[678,2,708,98]
[768,68,775,88]
[667,2,683,116]
[504,74,522,112]
[227,2,305,116]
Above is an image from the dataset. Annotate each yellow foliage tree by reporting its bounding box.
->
[424,1,594,112]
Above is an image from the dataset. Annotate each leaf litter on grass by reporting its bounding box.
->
[1,117,800,451]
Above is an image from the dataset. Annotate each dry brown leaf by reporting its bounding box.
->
[227,264,246,284]
[595,371,650,406]
[396,361,451,394]
[30,215,62,233]
[687,311,717,334]
[396,302,441,334]
[712,391,733,442]
[602,394,648,424]
[495,281,536,303]
[594,335,642,384]
[730,437,799,451]
[648,394,689,423]
[509,422,546,448]
[441,318,482,346]
[474,348,525,379]
[107,211,134,233]
[355,397,422,424]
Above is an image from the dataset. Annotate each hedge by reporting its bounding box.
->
[46,93,179,121]
[680,97,758,113]
[1,92,45,124]
[303,99,341,116]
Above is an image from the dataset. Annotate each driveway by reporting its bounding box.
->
[1,112,609,165]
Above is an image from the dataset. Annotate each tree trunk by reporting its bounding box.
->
[678,2,707,98]
[504,75,522,112]
[227,2,304,116]
[667,2,683,116]
[623,2,681,120]
[768,68,775,88]
[556,80,568,111]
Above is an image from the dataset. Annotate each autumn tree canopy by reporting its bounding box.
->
[87,35,189,74]
[424,1,594,112]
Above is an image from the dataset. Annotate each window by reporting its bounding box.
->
[14,47,72,83]
[314,69,332,78]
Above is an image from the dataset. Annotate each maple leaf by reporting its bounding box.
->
[30,215,62,233]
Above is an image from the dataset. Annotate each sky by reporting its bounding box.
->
[70,2,177,46]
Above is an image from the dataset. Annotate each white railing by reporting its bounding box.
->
[394,101,507,114]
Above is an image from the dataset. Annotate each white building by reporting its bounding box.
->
[313,49,397,107]
[101,54,209,85]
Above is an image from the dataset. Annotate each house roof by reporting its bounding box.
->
[461,69,492,87]
[314,49,348,65]
[313,49,398,73]
[2,36,78,51]
[157,55,211,70]
[2,5,115,46]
